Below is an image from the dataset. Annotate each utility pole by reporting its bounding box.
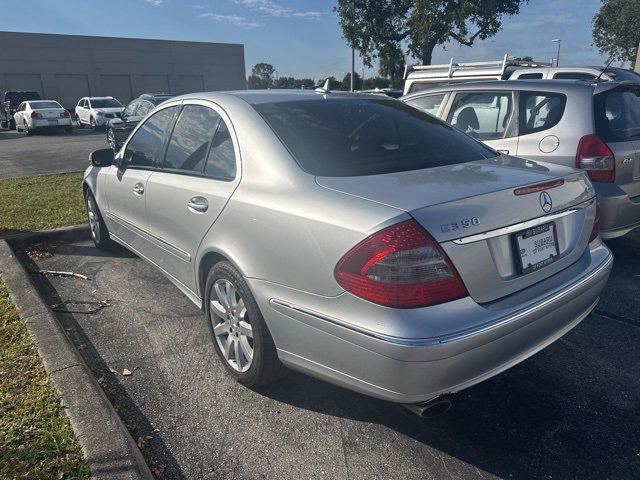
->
[552,39,561,67]
[351,47,355,91]
[635,39,640,74]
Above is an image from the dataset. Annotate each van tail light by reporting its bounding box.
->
[589,199,600,242]
[31,111,42,119]
[334,219,468,308]
[576,134,615,183]
[60,110,70,118]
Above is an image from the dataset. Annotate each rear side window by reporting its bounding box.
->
[253,98,497,177]
[162,105,221,173]
[404,94,446,116]
[553,72,596,80]
[124,106,179,167]
[447,92,513,140]
[595,88,640,142]
[516,72,544,80]
[204,119,236,180]
[519,92,566,135]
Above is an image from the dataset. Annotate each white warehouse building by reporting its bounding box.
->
[0,31,246,109]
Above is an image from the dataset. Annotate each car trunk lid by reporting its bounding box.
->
[317,156,596,303]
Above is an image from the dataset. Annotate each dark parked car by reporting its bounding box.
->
[1,91,41,129]
[106,93,173,150]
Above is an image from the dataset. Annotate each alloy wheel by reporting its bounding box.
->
[107,129,116,150]
[210,279,254,372]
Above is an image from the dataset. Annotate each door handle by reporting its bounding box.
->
[133,183,145,195]
[497,149,510,155]
[188,196,209,213]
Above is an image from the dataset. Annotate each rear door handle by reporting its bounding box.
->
[188,196,209,213]
[133,183,145,195]
[497,149,510,155]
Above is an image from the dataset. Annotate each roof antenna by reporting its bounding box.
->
[594,56,615,83]
[315,78,331,94]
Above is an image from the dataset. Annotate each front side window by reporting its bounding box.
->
[204,119,236,180]
[135,101,154,118]
[254,98,497,177]
[595,87,640,142]
[447,92,513,140]
[517,72,544,80]
[404,94,446,116]
[519,92,567,135]
[553,72,596,81]
[162,105,221,173]
[124,106,179,167]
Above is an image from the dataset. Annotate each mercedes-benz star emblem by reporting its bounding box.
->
[539,191,553,213]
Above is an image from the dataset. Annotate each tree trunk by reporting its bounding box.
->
[420,41,437,65]
[635,40,640,73]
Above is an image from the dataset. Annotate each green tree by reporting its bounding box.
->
[247,63,276,89]
[335,0,528,66]
[378,44,406,88]
[513,56,534,62]
[341,72,363,90]
[593,0,640,67]
[363,76,391,89]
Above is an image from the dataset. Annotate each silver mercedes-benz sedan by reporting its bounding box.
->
[83,90,612,412]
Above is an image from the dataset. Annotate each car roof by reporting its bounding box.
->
[171,89,386,105]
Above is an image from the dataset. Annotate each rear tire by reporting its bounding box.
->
[90,116,97,130]
[106,127,117,150]
[24,123,32,136]
[85,191,113,250]
[205,262,286,387]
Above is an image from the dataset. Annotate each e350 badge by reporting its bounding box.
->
[440,217,480,233]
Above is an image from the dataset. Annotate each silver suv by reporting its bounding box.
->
[402,79,640,239]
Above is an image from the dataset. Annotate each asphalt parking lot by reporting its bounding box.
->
[0,128,104,179]
[24,232,640,480]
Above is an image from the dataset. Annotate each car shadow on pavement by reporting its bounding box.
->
[256,311,640,479]
[21,248,185,478]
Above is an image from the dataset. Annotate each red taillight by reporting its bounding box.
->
[514,179,564,196]
[576,134,615,183]
[31,111,42,119]
[334,219,468,308]
[589,199,600,242]
[60,110,70,118]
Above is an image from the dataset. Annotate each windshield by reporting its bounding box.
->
[29,101,62,109]
[254,97,498,177]
[91,98,123,108]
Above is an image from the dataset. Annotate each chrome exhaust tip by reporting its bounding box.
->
[402,398,452,418]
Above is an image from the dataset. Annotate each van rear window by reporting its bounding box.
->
[595,87,640,142]
[253,97,498,177]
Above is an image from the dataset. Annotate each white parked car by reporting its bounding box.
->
[75,97,124,130]
[13,100,72,135]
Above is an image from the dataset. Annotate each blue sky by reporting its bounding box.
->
[1,0,609,80]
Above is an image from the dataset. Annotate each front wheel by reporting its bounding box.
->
[106,127,117,150]
[90,116,98,130]
[85,192,113,250]
[205,262,286,387]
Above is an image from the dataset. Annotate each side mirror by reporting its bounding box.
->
[90,148,114,167]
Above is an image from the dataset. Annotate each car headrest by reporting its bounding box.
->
[456,107,480,132]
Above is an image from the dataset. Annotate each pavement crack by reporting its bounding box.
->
[50,363,82,375]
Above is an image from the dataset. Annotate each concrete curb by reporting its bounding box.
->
[0,238,154,480]
[1,223,91,247]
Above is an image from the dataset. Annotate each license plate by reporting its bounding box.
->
[47,119,58,125]
[513,222,559,274]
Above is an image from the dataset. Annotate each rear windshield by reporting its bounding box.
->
[603,68,640,83]
[91,98,122,108]
[29,101,62,109]
[5,91,40,104]
[254,98,498,177]
[150,95,174,105]
[595,87,640,142]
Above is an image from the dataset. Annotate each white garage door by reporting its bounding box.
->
[55,74,91,110]
[4,74,44,96]
[101,75,133,105]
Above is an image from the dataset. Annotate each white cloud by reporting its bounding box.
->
[144,0,163,5]
[234,0,323,19]
[198,12,262,28]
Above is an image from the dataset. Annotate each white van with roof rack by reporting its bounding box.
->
[403,54,640,95]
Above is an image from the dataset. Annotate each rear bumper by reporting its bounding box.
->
[596,182,640,239]
[32,118,72,129]
[253,242,613,404]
